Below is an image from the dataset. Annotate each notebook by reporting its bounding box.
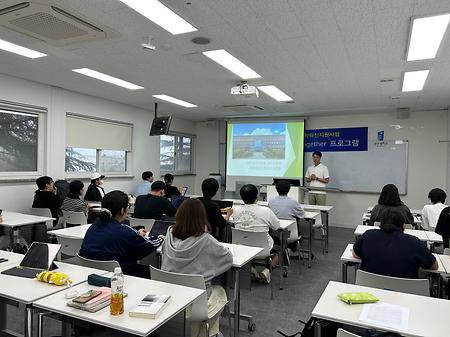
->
[1,242,61,279]
[129,294,171,319]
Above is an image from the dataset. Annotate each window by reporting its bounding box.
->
[65,114,132,175]
[160,133,194,174]
[0,101,45,177]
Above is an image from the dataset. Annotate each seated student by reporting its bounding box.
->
[162,198,232,337]
[353,209,437,279]
[233,184,280,283]
[79,191,162,278]
[135,171,154,196]
[369,184,414,226]
[32,176,62,220]
[164,173,181,198]
[198,178,232,241]
[268,180,305,220]
[435,206,450,248]
[422,188,447,231]
[133,181,176,220]
[62,180,88,215]
[84,173,105,202]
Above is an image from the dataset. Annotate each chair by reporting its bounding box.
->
[231,227,274,299]
[355,269,430,296]
[336,328,360,337]
[55,236,83,259]
[68,253,120,272]
[297,217,315,264]
[128,217,155,232]
[444,248,450,256]
[61,210,87,228]
[150,265,231,337]
[29,208,53,230]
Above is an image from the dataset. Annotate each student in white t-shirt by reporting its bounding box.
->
[422,188,447,231]
[305,151,330,205]
[233,184,280,283]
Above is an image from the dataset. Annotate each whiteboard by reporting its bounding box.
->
[304,140,408,194]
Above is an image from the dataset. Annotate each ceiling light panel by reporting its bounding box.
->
[0,38,46,59]
[407,14,450,61]
[119,0,197,35]
[202,49,261,79]
[258,85,293,102]
[401,70,429,92]
[152,94,197,108]
[72,68,144,90]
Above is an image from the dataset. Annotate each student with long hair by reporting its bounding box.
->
[368,184,414,226]
[162,198,232,337]
[80,191,162,278]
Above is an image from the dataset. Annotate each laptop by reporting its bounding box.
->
[171,195,189,208]
[1,242,61,279]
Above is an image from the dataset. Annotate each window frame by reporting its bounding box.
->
[65,114,133,179]
[0,101,46,180]
[160,132,195,175]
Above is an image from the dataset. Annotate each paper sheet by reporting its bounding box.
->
[359,302,409,332]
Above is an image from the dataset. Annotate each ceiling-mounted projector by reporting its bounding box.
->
[230,82,259,98]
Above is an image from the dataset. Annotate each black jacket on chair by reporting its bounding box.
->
[84,184,104,202]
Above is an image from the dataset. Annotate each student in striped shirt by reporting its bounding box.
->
[62,180,88,215]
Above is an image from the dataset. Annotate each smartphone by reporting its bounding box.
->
[72,290,102,304]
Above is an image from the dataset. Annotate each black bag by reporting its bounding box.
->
[277,317,341,337]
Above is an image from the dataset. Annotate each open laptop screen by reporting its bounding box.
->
[20,242,60,270]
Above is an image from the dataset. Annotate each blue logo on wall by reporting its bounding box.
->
[377,131,384,141]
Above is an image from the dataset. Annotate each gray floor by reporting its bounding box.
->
[4,226,354,337]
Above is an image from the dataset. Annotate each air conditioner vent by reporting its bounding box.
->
[222,104,265,113]
[0,0,117,46]
[10,12,88,40]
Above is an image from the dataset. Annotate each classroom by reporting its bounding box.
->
[0,1,450,337]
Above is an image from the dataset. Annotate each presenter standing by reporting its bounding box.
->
[305,151,330,205]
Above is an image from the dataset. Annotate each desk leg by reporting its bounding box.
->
[25,306,33,337]
[0,299,6,334]
[9,228,14,251]
[279,230,284,290]
[183,308,187,337]
[323,211,329,253]
[308,220,312,268]
[342,263,348,283]
[234,268,240,337]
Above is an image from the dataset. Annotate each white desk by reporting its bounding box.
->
[312,281,450,337]
[425,231,443,243]
[48,224,91,239]
[0,258,106,337]
[0,212,55,249]
[438,254,450,273]
[220,243,262,337]
[340,244,447,283]
[354,225,439,243]
[0,250,25,270]
[367,206,423,216]
[34,275,205,337]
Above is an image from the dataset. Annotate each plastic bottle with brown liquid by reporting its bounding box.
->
[110,267,124,315]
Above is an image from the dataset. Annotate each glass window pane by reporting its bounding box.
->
[65,147,96,172]
[160,135,175,172]
[178,137,191,172]
[100,150,126,172]
[0,110,38,172]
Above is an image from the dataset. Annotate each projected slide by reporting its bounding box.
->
[226,121,304,189]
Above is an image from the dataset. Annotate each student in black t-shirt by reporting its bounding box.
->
[353,209,437,279]
[198,178,232,241]
[133,181,176,220]
[32,176,62,220]
[164,173,181,198]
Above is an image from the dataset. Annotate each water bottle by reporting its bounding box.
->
[110,267,124,315]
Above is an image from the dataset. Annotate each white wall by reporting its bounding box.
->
[0,73,192,212]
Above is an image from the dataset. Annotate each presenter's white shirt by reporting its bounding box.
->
[422,203,447,230]
[306,163,329,194]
